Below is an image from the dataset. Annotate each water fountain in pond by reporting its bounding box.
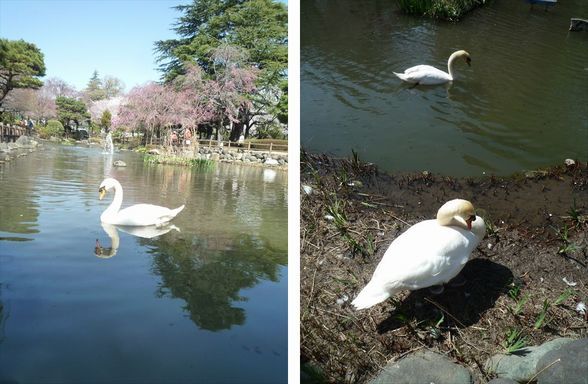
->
[103,132,114,154]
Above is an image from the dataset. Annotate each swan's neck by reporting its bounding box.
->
[437,214,468,230]
[447,52,460,81]
[436,204,468,230]
[102,181,123,220]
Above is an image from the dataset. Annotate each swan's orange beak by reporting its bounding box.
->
[466,215,475,230]
[99,187,106,200]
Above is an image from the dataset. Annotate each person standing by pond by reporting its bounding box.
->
[184,128,192,146]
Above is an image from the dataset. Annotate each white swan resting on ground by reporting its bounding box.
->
[351,199,486,310]
[393,50,471,85]
[98,178,185,226]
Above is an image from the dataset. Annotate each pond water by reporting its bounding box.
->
[0,143,287,383]
[302,0,588,176]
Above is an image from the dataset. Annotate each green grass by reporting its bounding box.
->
[502,328,528,354]
[553,224,578,255]
[143,154,215,170]
[566,198,585,228]
[326,197,348,232]
[534,300,551,330]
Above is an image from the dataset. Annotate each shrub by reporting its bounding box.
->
[38,119,64,139]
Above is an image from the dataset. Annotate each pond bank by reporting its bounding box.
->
[0,136,40,164]
[300,151,587,383]
[142,145,288,171]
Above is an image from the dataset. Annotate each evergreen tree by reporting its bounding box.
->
[154,0,287,137]
[85,70,106,101]
[56,96,90,132]
[0,38,46,106]
[99,109,112,131]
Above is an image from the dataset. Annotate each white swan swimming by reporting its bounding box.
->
[351,199,486,310]
[393,50,471,85]
[98,178,185,226]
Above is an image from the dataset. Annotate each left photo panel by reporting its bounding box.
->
[0,0,289,383]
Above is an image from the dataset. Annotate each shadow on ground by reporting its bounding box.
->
[377,259,514,333]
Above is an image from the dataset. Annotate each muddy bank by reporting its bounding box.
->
[300,151,587,383]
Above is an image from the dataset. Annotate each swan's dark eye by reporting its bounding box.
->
[469,215,476,222]
[99,187,104,192]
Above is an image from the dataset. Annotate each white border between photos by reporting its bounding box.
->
[288,0,300,382]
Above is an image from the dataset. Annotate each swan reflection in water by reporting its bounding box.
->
[94,222,180,258]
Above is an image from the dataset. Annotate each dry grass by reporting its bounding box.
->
[300,151,588,383]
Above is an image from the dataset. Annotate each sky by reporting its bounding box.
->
[0,0,185,92]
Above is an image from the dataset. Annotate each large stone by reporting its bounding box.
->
[264,158,279,166]
[369,350,473,384]
[113,160,127,167]
[211,153,220,161]
[487,379,518,384]
[537,338,588,384]
[16,135,33,147]
[485,338,574,383]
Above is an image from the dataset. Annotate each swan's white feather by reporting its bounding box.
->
[394,50,470,85]
[113,204,185,226]
[99,178,184,226]
[351,216,485,310]
[394,65,451,85]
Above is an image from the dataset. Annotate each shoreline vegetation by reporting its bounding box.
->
[397,0,488,20]
[300,150,587,383]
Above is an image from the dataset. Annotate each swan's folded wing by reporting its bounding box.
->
[397,65,450,85]
[371,222,471,288]
[115,204,178,226]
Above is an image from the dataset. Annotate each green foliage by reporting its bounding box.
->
[396,0,487,20]
[154,0,287,133]
[38,119,64,139]
[508,283,530,316]
[85,70,106,101]
[554,288,574,306]
[534,300,551,329]
[554,224,578,255]
[0,111,17,124]
[255,122,286,139]
[100,109,112,130]
[156,0,287,81]
[55,96,90,129]
[143,154,215,170]
[502,328,527,354]
[326,197,348,233]
[0,38,46,105]
[566,199,585,228]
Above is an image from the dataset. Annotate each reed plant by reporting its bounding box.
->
[397,0,487,20]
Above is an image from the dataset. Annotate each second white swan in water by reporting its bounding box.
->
[98,178,185,226]
[393,50,471,85]
[351,199,485,310]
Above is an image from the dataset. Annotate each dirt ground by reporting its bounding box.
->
[300,151,588,383]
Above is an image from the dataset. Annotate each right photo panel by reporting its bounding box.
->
[300,1,588,383]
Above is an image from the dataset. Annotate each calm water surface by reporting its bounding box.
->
[0,143,287,383]
[302,0,588,176]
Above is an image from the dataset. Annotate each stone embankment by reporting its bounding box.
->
[0,136,40,164]
[366,338,587,384]
[149,146,288,169]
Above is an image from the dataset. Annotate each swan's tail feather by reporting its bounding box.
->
[351,282,399,310]
[393,72,406,80]
[171,204,185,217]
